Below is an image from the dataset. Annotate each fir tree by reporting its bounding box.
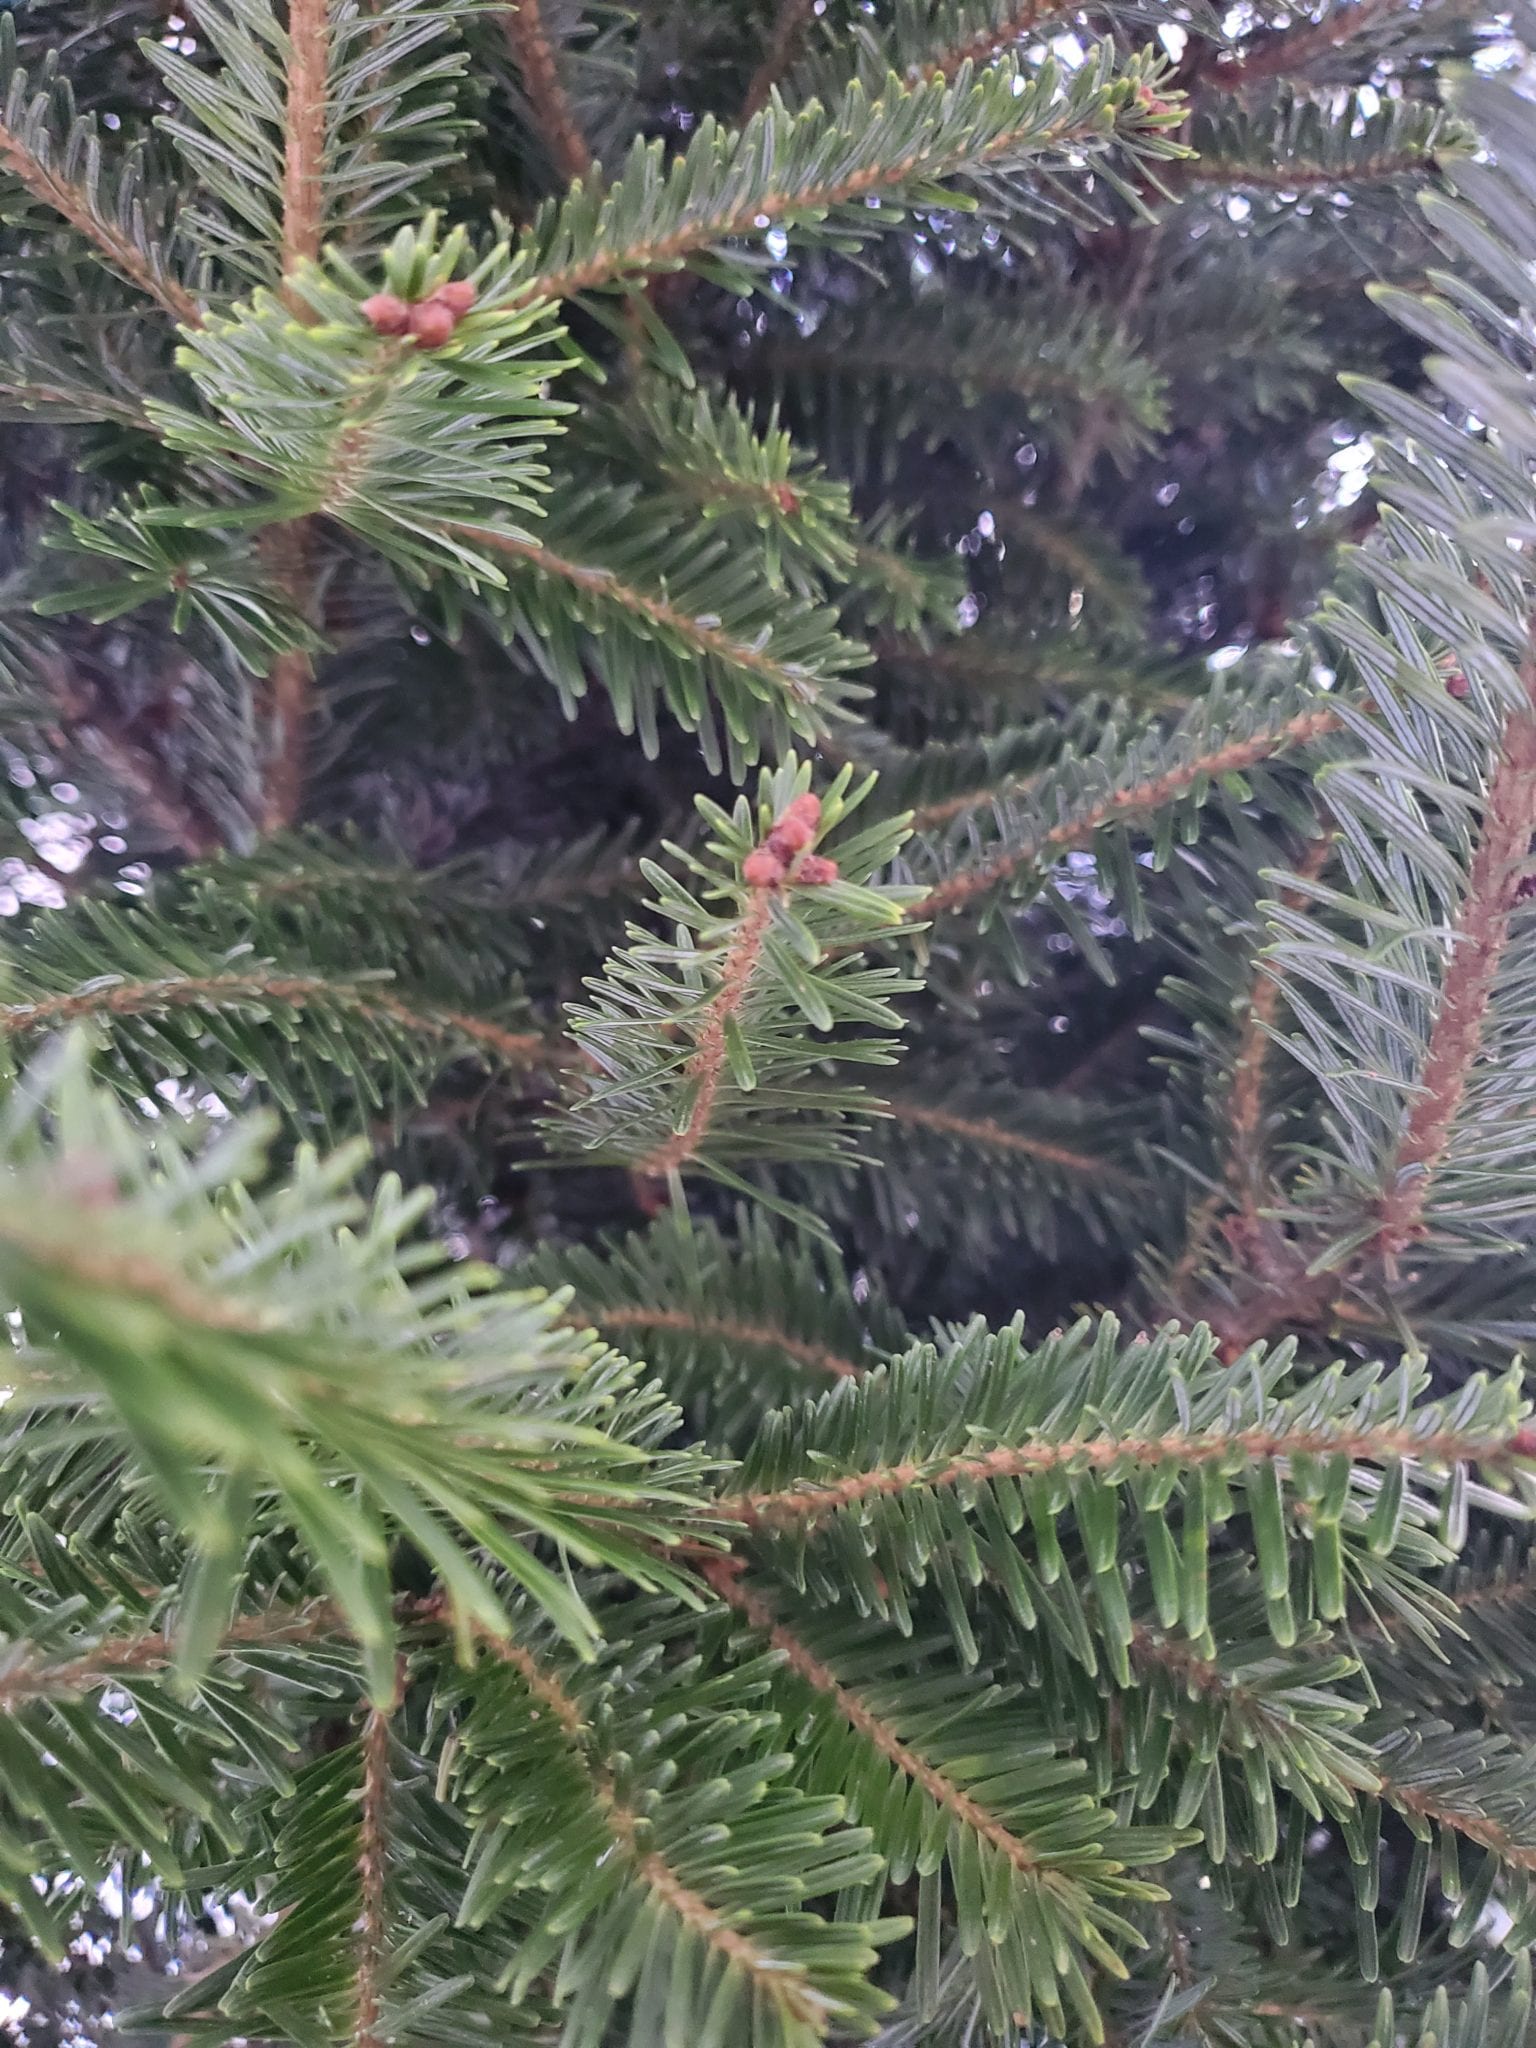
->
[6,2,1536,2044]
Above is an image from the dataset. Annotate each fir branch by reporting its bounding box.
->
[921,2,1058,81]
[1370,675,1536,1273]
[486,1633,834,2034]
[0,168,196,325]
[504,0,594,183]
[572,1301,864,1381]
[0,17,201,328]
[638,892,772,1179]
[722,1417,1532,1532]
[1383,1771,1536,1873]
[554,766,918,1179]
[1203,0,1403,94]
[1166,832,1336,1308]
[355,1694,395,2048]
[742,0,817,120]
[455,523,836,726]
[515,63,1180,307]
[282,0,330,282]
[878,1096,1137,1183]
[0,1601,344,1709]
[1176,146,1450,191]
[910,704,1340,922]
[702,1556,1051,1877]
[1131,1627,1536,1876]
[0,970,555,1069]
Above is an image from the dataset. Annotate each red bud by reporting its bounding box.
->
[407,298,458,349]
[743,848,787,888]
[768,793,821,856]
[361,292,411,336]
[796,854,839,886]
[429,279,477,316]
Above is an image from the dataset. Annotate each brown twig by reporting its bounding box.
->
[719,1418,1536,1533]
[1369,679,1536,1273]
[0,969,557,1069]
[0,127,200,326]
[1200,0,1405,96]
[259,521,319,835]
[909,706,1341,921]
[446,524,825,714]
[878,1096,1136,1183]
[702,1556,1059,1880]
[635,893,773,1178]
[354,1688,397,2048]
[261,0,333,830]
[504,0,594,184]
[281,0,330,281]
[491,1631,829,2030]
[741,0,816,120]
[568,1302,864,1380]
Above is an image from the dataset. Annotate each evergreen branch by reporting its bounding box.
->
[761,295,1168,487]
[702,1557,1052,1878]
[799,1057,1152,1262]
[0,375,155,432]
[640,891,772,1178]
[909,703,1340,922]
[1379,1752,1536,1873]
[504,0,593,183]
[525,1209,908,1443]
[724,1418,1526,1530]
[742,0,817,119]
[553,765,920,1181]
[0,16,200,326]
[1177,147,1451,192]
[458,523,845,734]
[1168,89,1466,200]
[0,969,555,1070]
[1204,0,1403,94]
[1163,832,1337,1311]
[724,1320,1529,1533]
[0,1045,710,1696]
[878,1096,1137,1183]
[1370,672,1536,1273]
[283,0,330,281]
[0,1601,344,1710]
[515,53,1183,307]
[699,1560,1191,2037]
[576,1301,864,1381]
[151,0,477,273]
[1222,847,1331,1242]
[1256,77,1536,1276]
[921,2,1058,81]
[355,1695,395,2048]
[0,142,196,325]
[1126,1625,1536,1877]
[457,1621,892,2041]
